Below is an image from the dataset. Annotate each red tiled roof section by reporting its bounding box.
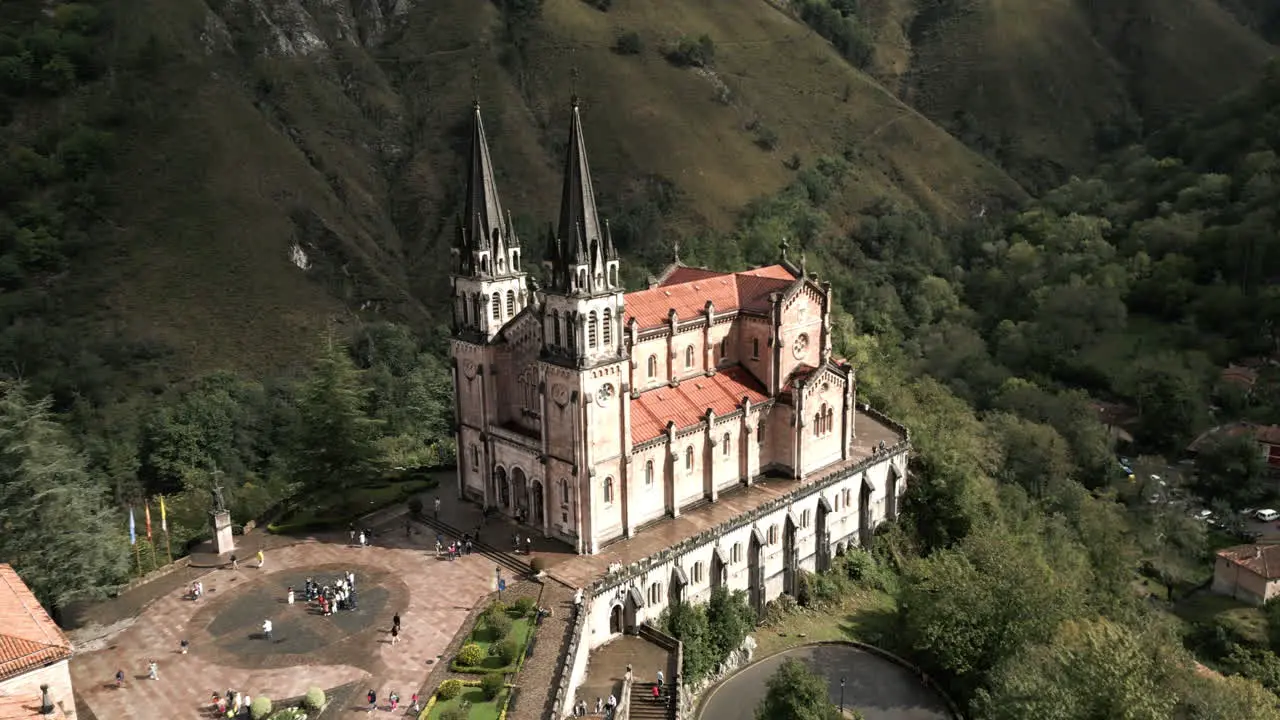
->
[0,564,71,683]
[625,264,797,329]
[631,366,770,443]
[1218,544,1280,580]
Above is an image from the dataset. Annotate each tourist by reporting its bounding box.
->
[656,669,664,688]
[411,693,420,712]
[349,524,356,545]
[594,697,602,714]
[626,663,632,680]
[114,669,124,687]
[262,619,273,641]
[514,533,521,553]
[526,536,533,555]
[180,639,189,655]
[147,660,158,680]
[389,691,399,710]
[574,588,583,605]
[257,550,265,568]
[391,625,400,645]
[465,536,473,555]
[242,694,252,717]
[347,570,355,588]
[287,586,294,605]
[652,684,660,700]
[230,554,238,570]
[213,693,226,715]
[358,531,367,547]
[393,613,401,631]
[435,538,442,557]
[366,689,377,713]
[434,496,441,519]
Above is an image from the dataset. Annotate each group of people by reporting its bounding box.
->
[435,532,474,560]
[303,572,358,616]
[212,688,253,717]
[349,525,375,547]
[570,666,665,718]
[365,688,411,713]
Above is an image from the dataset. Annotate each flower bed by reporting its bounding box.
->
[450,601,537,674]
[420,679,512,720]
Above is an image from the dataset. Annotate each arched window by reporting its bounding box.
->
[649,582,663,605]
[752,338,760,359]
[588,311,598,348]
[491,293,501,320]
[568,316,578,350]
[802,509,811,528]
[768,525,778,544]
[603,309,613,347]
[559,477,569,501]
[645,460,654,486]
[647,355,658,378]
[722,433,731,456]
[685,446,695,471]
[604,477,614,504]
[814,411,822,437]
[685,345,695,368]
[731,543,742,563]
[826,406,835,435]
[552,312,562,346]
[506,290,516,316]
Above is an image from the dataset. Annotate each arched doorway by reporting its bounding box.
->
[783,514,798,596]
[816,497,832,572]
[670,566,687,607]
[748,529,764,617]
[859,477,874,548]
[610,604,623,634]
[496,467,510,509]
[624,586,643,633]
[887,466,901,521]
[512,467,529,519]
[711,548,726,593]
[531,480,544,525]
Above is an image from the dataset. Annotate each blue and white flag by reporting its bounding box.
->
[128,506,137,546]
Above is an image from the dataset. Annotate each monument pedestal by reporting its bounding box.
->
[213,510,235,555]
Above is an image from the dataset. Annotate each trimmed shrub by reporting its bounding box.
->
[436,679,463,701]
[496,638,519,666]
[249,696,273,720]
[303,687,326,711]
[440,708,467,720]
[530,556,547,573]
[512,596,536,617]
[485,610,512,640]
[480,671,505,700]
[457,642,485,666]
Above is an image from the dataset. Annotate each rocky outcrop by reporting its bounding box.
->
[675,635,757,719]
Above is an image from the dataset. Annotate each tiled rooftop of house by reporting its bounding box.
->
[630,366,771,444]
[0,564,72,683]
[624,264,796,329]
[540,409,906,589]
[1218,544,1280,580]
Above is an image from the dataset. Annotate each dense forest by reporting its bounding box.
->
[5,0,1280,716]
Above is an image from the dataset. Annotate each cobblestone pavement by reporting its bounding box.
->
[69,535,498,719]
[504,581,576,720]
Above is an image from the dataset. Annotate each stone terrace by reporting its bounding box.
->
[539,408,906,589]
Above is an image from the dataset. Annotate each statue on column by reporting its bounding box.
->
[211,485,227,514]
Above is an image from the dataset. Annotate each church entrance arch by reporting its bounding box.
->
[859,477,874,548]
[783,514,798,596]
[531,480,544,525]
[609,603,623,634]
[887,466,901,521]
[816,497,832,573]
[711,548,726,593]
[748,529,764,617]
[623,586,643,633]
[670,566,687,607]
[512,467,529,519]
[496,467,510,509]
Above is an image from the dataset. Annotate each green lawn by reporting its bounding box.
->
[268,476,442,533]
[425,687,506,720]
[1173,592,1270,647]
[752,588,899,659]
[452,613,534,673]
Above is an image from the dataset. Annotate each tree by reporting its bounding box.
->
[0,382,128,612]
[1194,432,1268,508]
[663,600,716,683]
[294,339,383,490]
[974,618,1183,720]
[1181,673,1280,720]
[706,586,754,662]
[755,658,840,720]
[1131,361,1207,454]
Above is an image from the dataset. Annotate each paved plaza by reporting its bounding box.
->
[69,534,501,719]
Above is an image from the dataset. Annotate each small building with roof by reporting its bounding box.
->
[1213,544,1280,606]
[0,564,74,719]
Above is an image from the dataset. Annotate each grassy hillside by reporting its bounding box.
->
[848,0,1278,190]
[68,0,1026,377]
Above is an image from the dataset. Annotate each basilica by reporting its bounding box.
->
[449,96,907,556]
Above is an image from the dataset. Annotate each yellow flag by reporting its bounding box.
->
[159,495,168,533]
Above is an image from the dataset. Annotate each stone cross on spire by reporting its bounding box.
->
[780,236,790,261]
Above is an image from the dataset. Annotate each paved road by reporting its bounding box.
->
[698,644,954,720]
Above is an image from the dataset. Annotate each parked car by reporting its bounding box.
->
[1194,509,1213,522]
[1255,509,1280,522]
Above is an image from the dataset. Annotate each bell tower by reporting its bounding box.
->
[540,96,625,367]
[451,101,528,342]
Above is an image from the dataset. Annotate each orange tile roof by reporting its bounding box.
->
[0,565,72,683]
[631,366,770,443]
[625,265,796,329]
[1218,544,1280,580]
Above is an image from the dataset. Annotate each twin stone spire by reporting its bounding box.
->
[454,96,618,297]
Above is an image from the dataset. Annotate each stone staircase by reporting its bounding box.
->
[415,514,530,578]
[628,681,668,720]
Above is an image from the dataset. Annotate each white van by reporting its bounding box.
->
[1255,509,1279,522]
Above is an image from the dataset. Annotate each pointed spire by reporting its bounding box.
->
[461,101,507,259]
[556,97,603,268]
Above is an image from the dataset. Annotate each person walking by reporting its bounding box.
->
[115,669,124,687]
[366,689,377,713]
[230,554,238,570]
[434,496,441,519]
[256,550,265,569]
[262,619,273,641]
[147,660,158,680]
[657,669,664,689]
[390,625,400,645]
[286,587,295,605]
[393,613,401,631]
[411,693,420,712]
[180,639,189,655]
